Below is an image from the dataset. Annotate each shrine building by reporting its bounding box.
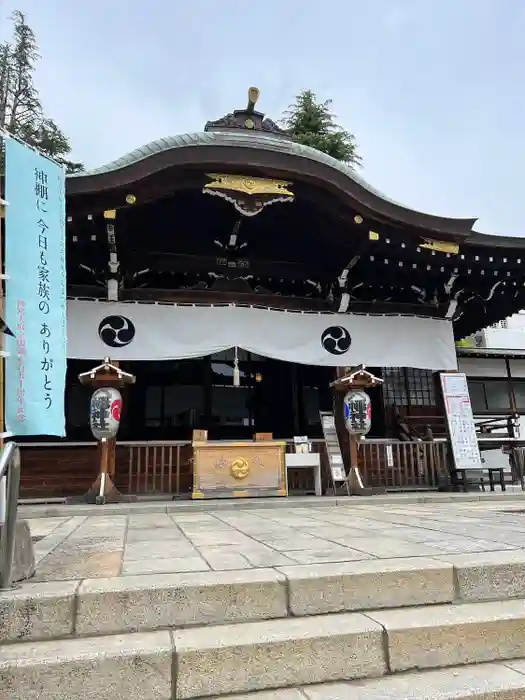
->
[18,90,525,499]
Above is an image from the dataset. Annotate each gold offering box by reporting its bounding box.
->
[192,440,287,499]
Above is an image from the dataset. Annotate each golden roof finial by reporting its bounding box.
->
[247,87,260,112]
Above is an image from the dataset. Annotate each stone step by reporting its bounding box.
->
[5,601,525,698]
[172,599,525,697]
[4,550,525,643]
[369,598,525,672]
[0,630,173,700]
[210,660,525,699]
[174,612,387,698]
[0,615,387,699]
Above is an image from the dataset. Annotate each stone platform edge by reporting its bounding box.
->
[4,549,525,643]
[18,490,525,519]
[5,612,525,699]
[209,660,525,700]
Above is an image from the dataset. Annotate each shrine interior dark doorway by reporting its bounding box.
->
[64,352,336,442]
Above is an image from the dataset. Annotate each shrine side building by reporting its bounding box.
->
[17,93,525,499]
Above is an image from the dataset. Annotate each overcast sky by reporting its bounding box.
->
[1,0,523,236]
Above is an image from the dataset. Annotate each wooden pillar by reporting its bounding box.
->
[348,434,362,487]
[333,388,350,473]
[505,358,517,414]
[107,360,120,479]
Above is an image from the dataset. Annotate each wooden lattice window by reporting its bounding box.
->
[382,368,407,406]
[382,368,436,406]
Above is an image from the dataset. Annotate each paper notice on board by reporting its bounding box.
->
[322,415,335,430]
[440,373,482,471]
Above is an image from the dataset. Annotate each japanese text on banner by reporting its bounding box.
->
[4,138,66,436]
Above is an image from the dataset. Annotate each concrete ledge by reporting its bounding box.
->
[211,660,525,699]
[278,557,455,616]
[368,599,525,672]
[0,630,173,700]
[18,489,525,519]
[8,557,525,643]
[174,613,387,698]
[76,568,287,636]
[0,559,460,642]
[5,632,525,700]
[438,550,525,602]
[8,550,525,644]
[0,580,78,642]
[310,664,525,699]
[210,691,304,699]
[5,558,459,642]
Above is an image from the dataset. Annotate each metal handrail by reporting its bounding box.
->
[0,441,21,589]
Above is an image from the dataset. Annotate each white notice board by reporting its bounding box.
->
[329,455,346,482]
[322,414,335,430]
[440,372,482,470]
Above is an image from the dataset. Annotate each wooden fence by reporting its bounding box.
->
[117,438,449,495]
[19,437,450,498]
[122,441,192,496]
[358,439,449,490]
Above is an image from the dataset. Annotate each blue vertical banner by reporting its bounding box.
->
[4,138,66,436]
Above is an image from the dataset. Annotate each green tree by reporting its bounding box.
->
[18,119,84,173]
[0,10,83,173]
[282,90,362,167]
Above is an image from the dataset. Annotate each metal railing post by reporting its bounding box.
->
[0,442,21,589]
[0,475,6,524]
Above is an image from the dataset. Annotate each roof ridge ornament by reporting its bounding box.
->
[204,87,291,139]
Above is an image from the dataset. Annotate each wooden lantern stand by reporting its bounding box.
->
[331,365,387,496]
[78,358,136,505]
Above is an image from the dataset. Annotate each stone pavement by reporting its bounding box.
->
[26,497,525,581]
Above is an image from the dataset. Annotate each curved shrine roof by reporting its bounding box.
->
[67,129,476,238]
[70,130,402,208]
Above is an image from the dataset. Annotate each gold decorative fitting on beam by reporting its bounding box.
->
[103,209,117,220]
[204,173,293,197]
[203,173,295,217]
[369,230,379,241]
[420,238,459,255]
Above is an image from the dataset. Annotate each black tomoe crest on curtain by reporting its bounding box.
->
[321,326,351,355]
[98,315,136,347]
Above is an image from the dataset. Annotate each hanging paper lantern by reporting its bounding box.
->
[343,390,371,435]
[90,387,123,440]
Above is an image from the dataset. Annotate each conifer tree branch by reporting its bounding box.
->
[281,89,362,167]
[0,9,83,174]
